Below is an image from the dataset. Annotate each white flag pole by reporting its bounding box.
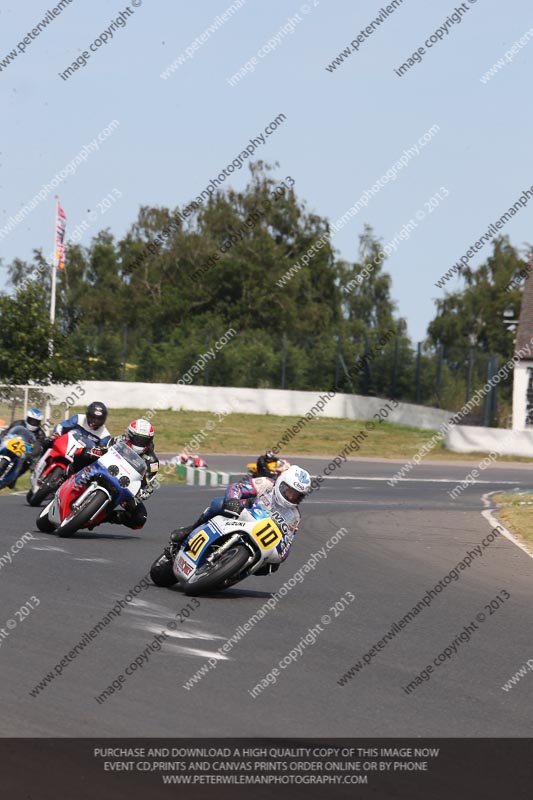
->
[46,198,59,433]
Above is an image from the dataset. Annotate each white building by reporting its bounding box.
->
[512,272,533,430]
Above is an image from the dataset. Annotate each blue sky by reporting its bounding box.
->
[1,0,532,342]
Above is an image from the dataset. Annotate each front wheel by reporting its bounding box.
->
[150,552,178,587]
[57,489,110,538]
[28,466,65,507]
[0,458,13,481]
[183,544,251,596]
[36,509,55,533]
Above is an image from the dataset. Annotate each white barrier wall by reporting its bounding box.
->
[445,424,533,457]
[47,381,454,431]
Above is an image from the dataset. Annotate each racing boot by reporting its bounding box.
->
[107,509,128,525]
[90,510,133,532]
[168,498,240,550]
[170,524,196,548]
[165,525,194,560]
[86,509,124,531]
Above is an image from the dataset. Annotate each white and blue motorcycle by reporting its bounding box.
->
[150,503,289,595]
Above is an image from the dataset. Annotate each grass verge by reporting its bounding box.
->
[491,492,533,549]
[3,408,531,500]
[40,406,533,462]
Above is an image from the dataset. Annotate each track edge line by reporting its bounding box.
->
[481,491,533,560]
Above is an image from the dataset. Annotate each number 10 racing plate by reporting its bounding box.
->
[173,525,218,580]
[250,518,282,550]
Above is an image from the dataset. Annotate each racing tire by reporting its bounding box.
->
[182,544,250,596]
[150,552,178,587]
[28,466,65,507]
[36,511,55,533]
[57,489,109,538]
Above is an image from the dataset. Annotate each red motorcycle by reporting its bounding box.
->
[27,429,99,506]
[36,441,146,538]
[177,453,208,469]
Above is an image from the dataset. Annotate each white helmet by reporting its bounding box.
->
[26,408,43,432]
[274,465,311,508]
[126,418,154,454]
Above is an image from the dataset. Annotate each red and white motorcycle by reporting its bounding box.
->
[36,440,146,538]
[27,429,98,507]
[176,453,208,469]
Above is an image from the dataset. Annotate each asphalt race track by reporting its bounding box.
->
[1,455,533,737]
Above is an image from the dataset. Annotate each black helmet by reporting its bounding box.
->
[256,450,287,480]
[86,401,108,430]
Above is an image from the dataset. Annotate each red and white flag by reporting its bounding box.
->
[55,201,67,270]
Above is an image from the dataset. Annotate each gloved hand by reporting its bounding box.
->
[138,487,152,501]
[89,446,103,458]
[223,498,241,517]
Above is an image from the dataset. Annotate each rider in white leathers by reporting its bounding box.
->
[169,465,312,573]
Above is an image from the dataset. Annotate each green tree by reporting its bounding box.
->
[428,236,526,362]
[0,281,81,384]
[338,226,411,398]
[3,166,414,395]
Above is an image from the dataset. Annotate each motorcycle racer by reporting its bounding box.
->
[169,465,311,573]
[51,401,111,447]
[85,419,159,530]
[42,401,111,476]
[254,449,290,479]
[1,408,46,487]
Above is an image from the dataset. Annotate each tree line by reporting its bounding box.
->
[1,162,529,420]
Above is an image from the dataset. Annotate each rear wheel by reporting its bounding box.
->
[57,489,109,538]
[150,552,178,587]
[183,544,250,596]
[28,466,65,507]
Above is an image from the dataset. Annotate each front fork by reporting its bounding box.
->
[206,533,257,572]
[71,482,111,512]
[205,533,242,564]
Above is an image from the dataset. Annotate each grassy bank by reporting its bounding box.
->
[492,492,533,549]
[43,406,533,461]
[3,410,532,499]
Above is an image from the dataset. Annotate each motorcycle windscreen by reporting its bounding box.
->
[0,425,36,463]
[4,426,36,453]
[248,503,270,520]
[108,440,147,477]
